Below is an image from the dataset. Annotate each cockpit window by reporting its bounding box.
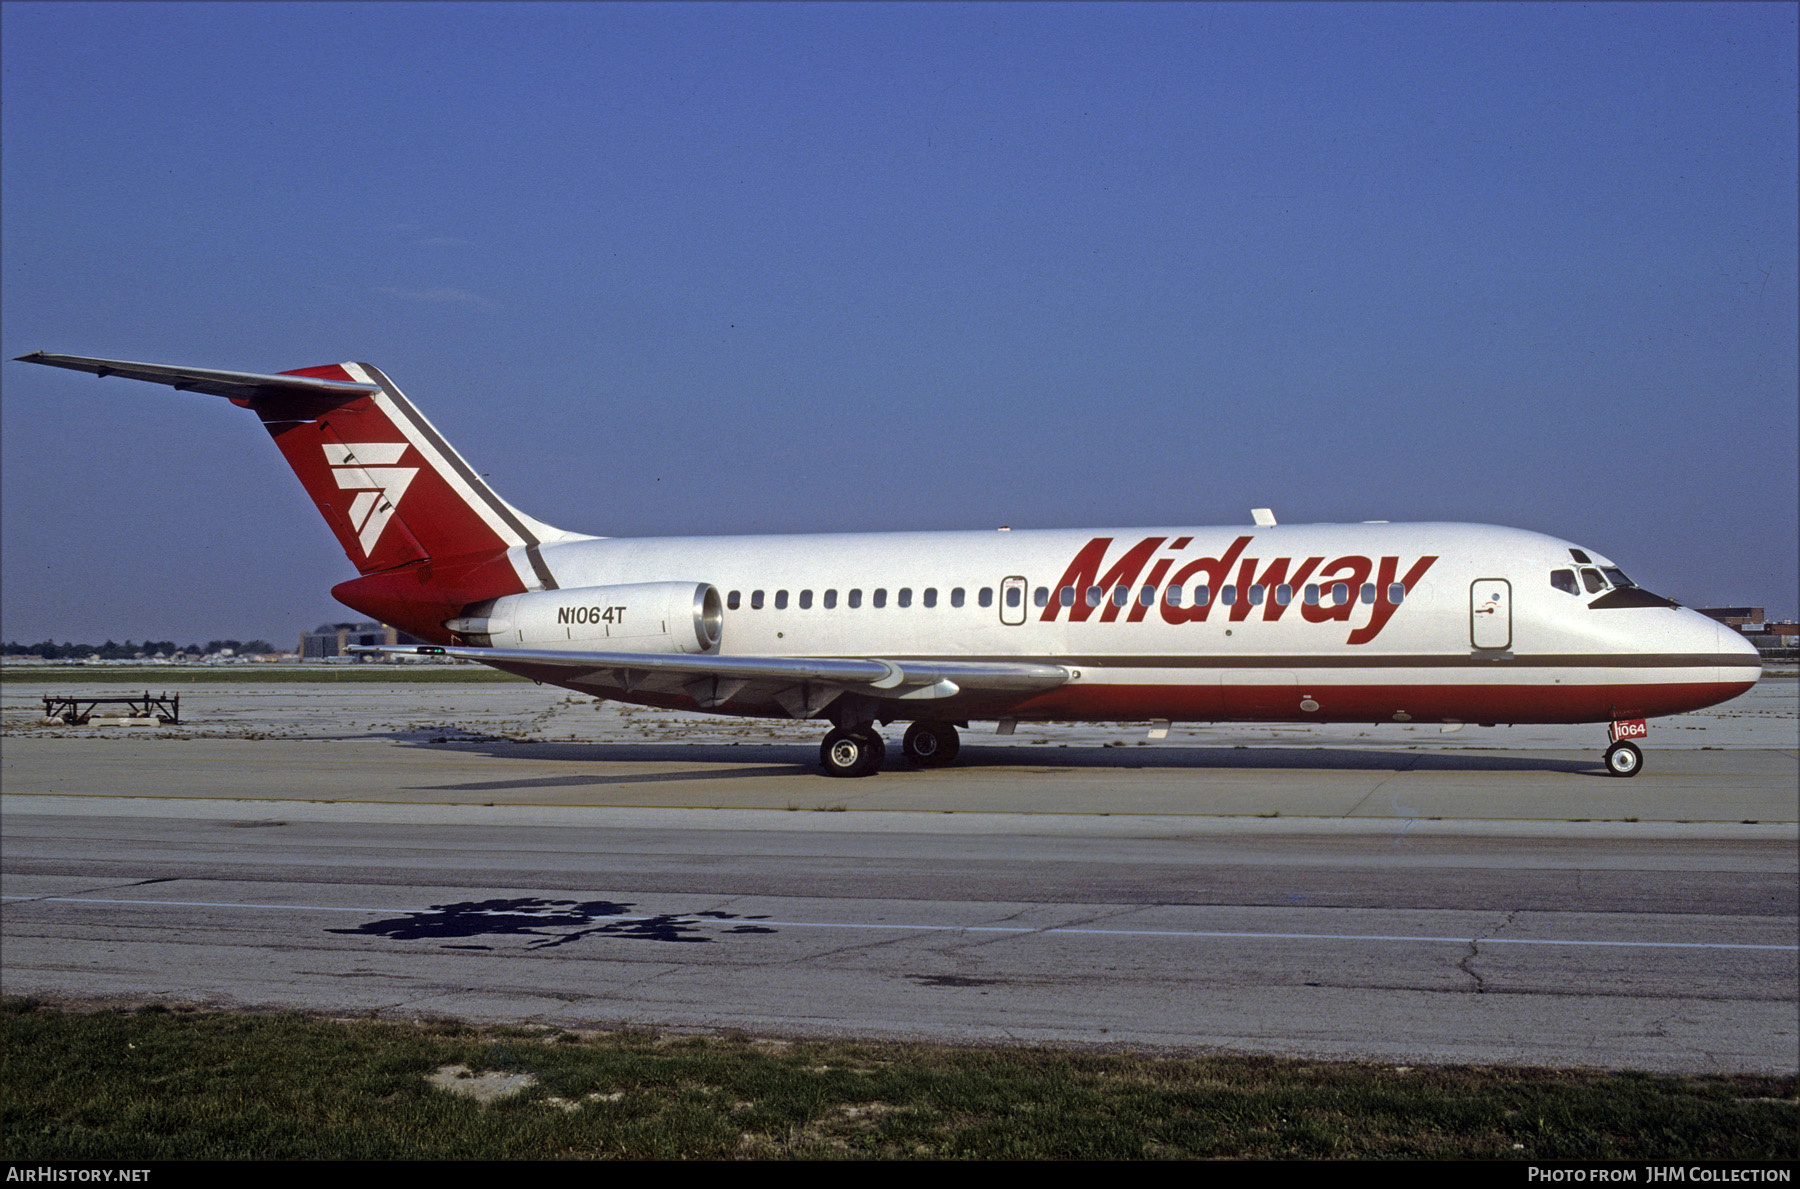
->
[1551,569,1579,595]
[1601,567,1633,588]
[1569,549,1592,564]
[1579,567,1607,594]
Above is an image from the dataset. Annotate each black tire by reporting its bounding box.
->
[821,727,883,778]
[1604,741,1642,778]
[903,720,961,768]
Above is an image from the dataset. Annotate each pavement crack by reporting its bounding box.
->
[777,929,920,967]
[955,903,1146,953]
[1460,909,1519,994]
[610,963,693,995]
[1342,753,1424,818]
[1457,941,1487,992]
[32,877,186,902]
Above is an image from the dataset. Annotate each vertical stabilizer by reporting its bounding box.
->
[260,362,571,583]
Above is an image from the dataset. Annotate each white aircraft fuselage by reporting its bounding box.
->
[499,523,1750,728]
[14,352,1759,776]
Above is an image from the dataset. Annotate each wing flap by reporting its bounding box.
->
[349,644,1069,694]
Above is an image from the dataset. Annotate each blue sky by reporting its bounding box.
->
[3,1,1795,643]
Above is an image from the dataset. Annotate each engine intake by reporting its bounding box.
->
[446,582,722,654]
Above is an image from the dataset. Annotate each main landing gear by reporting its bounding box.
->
[819,720,962,777]
[820,727,885,778]
[902,720,960,768]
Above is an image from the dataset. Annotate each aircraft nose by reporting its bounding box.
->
[1716,620,1762,661]
[1706,618,1763,703]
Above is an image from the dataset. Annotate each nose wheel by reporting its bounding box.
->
[1603,740,1642,778]
[821,727,885,778]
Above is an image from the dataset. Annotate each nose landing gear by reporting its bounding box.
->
[1603,740,1642,777]
[1603,718,1648,777]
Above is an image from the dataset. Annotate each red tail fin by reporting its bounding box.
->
[260,363,567,580]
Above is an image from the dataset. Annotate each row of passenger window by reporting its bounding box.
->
[726,582,1406,611]
[727,587,993,611]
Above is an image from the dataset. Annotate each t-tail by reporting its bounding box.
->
[12,353,586,640]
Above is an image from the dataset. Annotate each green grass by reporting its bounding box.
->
[1,665,527,684]
[3,1000,1793,1160]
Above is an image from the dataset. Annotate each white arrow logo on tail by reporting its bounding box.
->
[323,442,417,556]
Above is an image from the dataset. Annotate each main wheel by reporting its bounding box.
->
[903,720,961,768]
[821,727,883,778]
[1604,741,1642,778]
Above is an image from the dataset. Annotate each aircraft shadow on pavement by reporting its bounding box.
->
[392,736,1606,787]
[326,896,778,947]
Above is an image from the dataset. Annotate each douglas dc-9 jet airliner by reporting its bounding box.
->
[15,352,1761,777]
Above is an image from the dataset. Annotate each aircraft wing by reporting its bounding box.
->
[349,644,1068,713]
[13,352,380,401]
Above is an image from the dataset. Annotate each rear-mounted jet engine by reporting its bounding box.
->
[447,582,723,653]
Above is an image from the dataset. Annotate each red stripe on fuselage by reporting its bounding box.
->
[503,669,1753,726]
[998,679,1755,724]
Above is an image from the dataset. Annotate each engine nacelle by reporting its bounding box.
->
[446,582,722,654]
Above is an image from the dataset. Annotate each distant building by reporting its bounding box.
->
[1697,607,1765,631]
[298,622,422,660]
[1695,609,1796,658]
[1745,621,1799,659]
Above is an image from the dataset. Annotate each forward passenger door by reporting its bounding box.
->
[1470,579,1512,650]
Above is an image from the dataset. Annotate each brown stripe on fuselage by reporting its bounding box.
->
[883,653,1756,670]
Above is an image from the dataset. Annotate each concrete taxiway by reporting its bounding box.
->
[2,676,1795,1073]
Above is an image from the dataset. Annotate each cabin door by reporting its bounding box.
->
[1469,579,1512,650]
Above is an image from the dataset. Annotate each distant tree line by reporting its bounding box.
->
[3,639,280,660]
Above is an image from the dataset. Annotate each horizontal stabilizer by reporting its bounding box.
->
[15,352,584,584]
[14,352,380,402]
